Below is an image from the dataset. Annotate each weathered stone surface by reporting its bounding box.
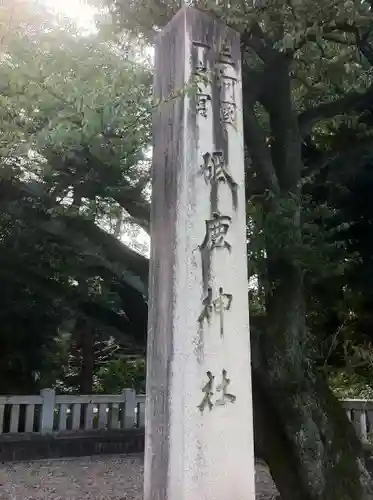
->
[146,7,255,500]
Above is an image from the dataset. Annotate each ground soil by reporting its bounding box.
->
[0,454,278,499]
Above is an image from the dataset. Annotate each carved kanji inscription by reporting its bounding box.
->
[198,369,236,413]
[214,287,232,337]
[221,77,237,102]
[197,371,214,413]
[219,74,237,126]
[215,369,236,406]
[200,212,231,253]
[196,92,211,117]
[200,151,238,211]
[198,286,232,337]
[221,101,237,126]
[201,151,237,189]
[218,38,234,66]
[193,41,210,75]
[198,287,213,325]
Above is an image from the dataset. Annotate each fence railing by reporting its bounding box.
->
[0,393,370,441]
[342,399,373,443]
[0,389,145,435]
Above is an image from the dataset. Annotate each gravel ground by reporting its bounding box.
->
[0,454,278,500]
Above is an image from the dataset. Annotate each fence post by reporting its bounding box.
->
[360,409,368,443]
[40,388,55,434]
[139,399,146,428]
[122,389,136,429]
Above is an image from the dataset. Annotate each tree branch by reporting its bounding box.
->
[241,23,276,62]
[243,106,280,194]
[0,177,149,294]
[0,252,146,351]
[356,28,373,66]
[260,57,303,192]
[42,148,151,233]
[298,83,373,138]
[290,22,358,55]
[241,65,281,193]
[291,71,319,92]
[302,133,373,182]
[322,34,355,45]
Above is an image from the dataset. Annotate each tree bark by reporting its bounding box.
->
[243,45,373,499]
[255,275,372,500]
[253,360,372,500]
[252,369,313,500]
[77,318,94,394]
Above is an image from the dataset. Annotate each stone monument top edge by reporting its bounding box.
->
[155,4,239,42]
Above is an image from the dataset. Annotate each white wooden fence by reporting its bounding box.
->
[0,389,145,435]
[0,393,371,441]
[342,399,373,443]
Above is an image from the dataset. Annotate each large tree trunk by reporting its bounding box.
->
[252,275,372,500]
[243,45,373,499]
[77,318,94,394]
[252,369,312,500]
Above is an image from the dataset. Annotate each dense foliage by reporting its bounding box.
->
[0,0,150,394]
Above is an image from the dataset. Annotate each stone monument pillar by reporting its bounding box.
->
[145,7,255,500]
